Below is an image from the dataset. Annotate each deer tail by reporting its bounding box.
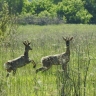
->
[4,62,11,70]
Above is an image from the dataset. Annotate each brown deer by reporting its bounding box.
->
[4,40,36,77]
[36,37,73,73]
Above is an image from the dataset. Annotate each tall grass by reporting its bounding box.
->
[0,24,96,96]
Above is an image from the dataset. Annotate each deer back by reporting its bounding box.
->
[4,55,31,70]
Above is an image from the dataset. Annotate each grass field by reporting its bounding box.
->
[0,24,96,96]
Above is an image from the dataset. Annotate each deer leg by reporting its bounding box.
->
[62,64,69,78]
[6,69,12,77]
[36,66,51,73]
[42,65,52,72]
[36,62,52,73]
[31,60,36,68]
[62,64,67,72]
[36,67,46,73]
[13,69,16,76]
[6,73,10,77]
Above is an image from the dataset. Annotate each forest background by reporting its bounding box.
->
[0,0,96,36]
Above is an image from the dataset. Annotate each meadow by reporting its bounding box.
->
[0,24,96,96]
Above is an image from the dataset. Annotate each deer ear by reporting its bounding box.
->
[70,37,73,41]
[23,41,26,46]
[62,37,66,41]
[28,42,31,45]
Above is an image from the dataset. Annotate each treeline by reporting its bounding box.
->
[0,0,96,26]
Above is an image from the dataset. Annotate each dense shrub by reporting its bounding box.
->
[84,0,96,23]
[0,1,10,37]
[0,1,18,40]
[17,14,65,25]
[57,0,92,23]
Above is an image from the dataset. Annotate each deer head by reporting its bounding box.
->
[62,37,73,47]
[23,40,32,51]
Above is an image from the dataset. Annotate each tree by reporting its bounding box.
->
[5,0,25,14]
[0,1,10,37]
[49,0,62,4]
[0,1,18,40]
[83,0,96,23]
[57,0,92,23]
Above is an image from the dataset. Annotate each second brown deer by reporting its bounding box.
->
[36,37,73,73]
[4,41,36,77]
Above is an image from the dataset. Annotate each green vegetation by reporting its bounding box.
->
[0,0,96,96]
[0,1,18,40]
[0,0,96,24]
[0,24,96,96]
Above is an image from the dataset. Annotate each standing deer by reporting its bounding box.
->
[4,40,36,77]
[36,37,73,73]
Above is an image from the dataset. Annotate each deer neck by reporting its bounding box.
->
[65,46,70,56]
[24,50,29,58]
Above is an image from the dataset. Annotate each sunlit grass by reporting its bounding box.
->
[0,24,96,96]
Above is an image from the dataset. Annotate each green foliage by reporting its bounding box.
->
[38,10,51,17]
[5,0,25,14]
[2,0,96,24]
[0,1,10,38]
[49,0,62,4]
[25,0,56,16]
[84,0,96,23]
[76,9,92,23]
[20,0,93,24]
[21,0,31,14]
[0,1,19,41]
[57,0,92,23]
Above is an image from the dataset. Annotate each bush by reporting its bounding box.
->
[57,0,92,23]
[76,9,92,24]
[17,14,65,25]
[0,1,10,38]
[0,1,19,42]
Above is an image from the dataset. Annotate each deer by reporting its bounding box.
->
[36,37,73,73]
[4,40,36,77]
